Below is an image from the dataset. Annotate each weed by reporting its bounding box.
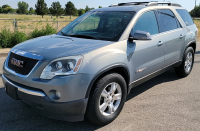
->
[29,23,57,39]
[0,23,56,48]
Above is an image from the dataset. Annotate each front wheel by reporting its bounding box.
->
[174,47,194,77]
[85,73,127,125]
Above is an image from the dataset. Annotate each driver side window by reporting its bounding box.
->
[132,11,159,36]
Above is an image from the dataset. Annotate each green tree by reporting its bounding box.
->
[85,5,90,12]
[9,8,16,13]
[65,1,77,19]
[99,6,102,8]
[78,8,85,16]
[0,7,3,13]
[3,7,13,14]
[85,5,95,12]
[190,4,200,17]
[29,7,35,14]
[35,0,48,18]
[49,1,63,18]
[2,5,10,9]
[17,1,29,14]
[1,4,12,14]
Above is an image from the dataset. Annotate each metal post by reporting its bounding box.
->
[57,21,58,30]
[15,20,18,31]
[194,0,196,19]
[13,19,15,31]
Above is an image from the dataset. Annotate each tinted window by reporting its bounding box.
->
[60,11,135,41]
[132,11,159,35]
[176,9,194,26]
[157,9,178,32]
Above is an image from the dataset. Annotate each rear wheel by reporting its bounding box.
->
[174,47,194,77]
[85,73,127,125]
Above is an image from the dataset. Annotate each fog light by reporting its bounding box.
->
[49,90,61,100]
[56,91,61,98]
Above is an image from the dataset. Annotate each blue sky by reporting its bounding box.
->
[0,0,199,11]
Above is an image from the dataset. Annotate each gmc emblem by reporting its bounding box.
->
[11,58,24,68]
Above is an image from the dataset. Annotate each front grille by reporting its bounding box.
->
[8,52,39,75]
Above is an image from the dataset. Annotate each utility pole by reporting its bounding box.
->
[194,0,196,19]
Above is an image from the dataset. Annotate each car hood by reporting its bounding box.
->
[13,34,114,61]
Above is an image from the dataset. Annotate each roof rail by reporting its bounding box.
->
[109,1,182,7]
[147,2,182,7]
[118,1,157,6]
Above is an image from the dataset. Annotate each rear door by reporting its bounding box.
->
[155,9,185,67]
[176,9,198,49]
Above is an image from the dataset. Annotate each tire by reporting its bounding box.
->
[174,47,194,77]
[85,73,127,125]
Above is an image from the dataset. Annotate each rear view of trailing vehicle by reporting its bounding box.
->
[2,1,197,125]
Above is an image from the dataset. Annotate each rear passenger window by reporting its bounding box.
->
[176,9,194,26]
[157,10,179,32]
[132,11,159,35]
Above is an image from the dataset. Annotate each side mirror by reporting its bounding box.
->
[129,30,152,42]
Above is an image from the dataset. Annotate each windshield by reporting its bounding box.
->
[59,11,135,41]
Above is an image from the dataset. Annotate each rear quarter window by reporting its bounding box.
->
[176,9,194,26]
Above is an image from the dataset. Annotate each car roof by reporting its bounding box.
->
[91,2,185,12]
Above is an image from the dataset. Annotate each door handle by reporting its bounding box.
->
[179,35,184,39]
[157,41,164,46]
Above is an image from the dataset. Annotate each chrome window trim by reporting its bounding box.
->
[2,74,45,97]
[4,50,42,78]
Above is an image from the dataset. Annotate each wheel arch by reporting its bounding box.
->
[181,41,196,61]
[186,41,196,53]
[85,64,130,99]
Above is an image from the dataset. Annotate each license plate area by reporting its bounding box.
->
[6,84,19,100]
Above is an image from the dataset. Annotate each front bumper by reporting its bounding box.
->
[2,74,88,122]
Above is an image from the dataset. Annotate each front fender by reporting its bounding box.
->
[79,43,129,75]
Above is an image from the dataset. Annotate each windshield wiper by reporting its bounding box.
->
[68,34,99,40]
[61,31,69,36]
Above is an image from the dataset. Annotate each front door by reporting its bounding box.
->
[129,10,165,81]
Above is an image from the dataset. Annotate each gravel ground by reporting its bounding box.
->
[0,43,200,131]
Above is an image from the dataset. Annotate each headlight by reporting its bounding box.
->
[40,56,83,79]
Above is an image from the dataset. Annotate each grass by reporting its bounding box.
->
[0,14,77,34]
[194,20,200,41]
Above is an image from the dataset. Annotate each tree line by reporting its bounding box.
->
[190,4,200,17]
[0,0,102,18]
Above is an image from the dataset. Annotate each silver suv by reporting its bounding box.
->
[2,1,198,125]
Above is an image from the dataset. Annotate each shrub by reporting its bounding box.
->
[0,28,27,48]
[29,23,56,39]
[0,28,12,48]
[11,31,27,47]
[0,24,57,48]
